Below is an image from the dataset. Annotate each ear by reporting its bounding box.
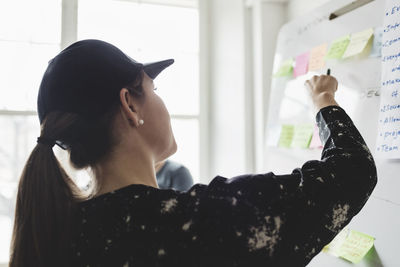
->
[119,88,141,127]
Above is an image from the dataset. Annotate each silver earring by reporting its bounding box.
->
[139,119,144,125]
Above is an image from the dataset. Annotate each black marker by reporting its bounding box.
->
[327,68,331,75]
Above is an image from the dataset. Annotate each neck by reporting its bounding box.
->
[93,148,158,197]
[155,160,166,173]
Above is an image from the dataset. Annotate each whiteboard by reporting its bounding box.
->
[264,0,400,266]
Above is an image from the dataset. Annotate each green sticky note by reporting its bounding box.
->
[274,59,294,77]
[323,228,349,257]
[342,28,374,58]
[326,35,351,59]
[291,124,314,148]
[278,125,294,148]
[337,230,375,263]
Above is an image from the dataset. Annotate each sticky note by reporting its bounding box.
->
[337,230,375,263]
[370,27,383,58]
[308,44,328,71]
[326,35,351,59]
[294,52,309,77]
[342,28,374,58]
[323,227,348,257]
[274,59,294,77]
[278,125,295,148]
[323,228,375,264]
[291,124,314,148]
[309,124,323,149]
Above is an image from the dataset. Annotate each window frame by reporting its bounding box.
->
[0,0,208,182]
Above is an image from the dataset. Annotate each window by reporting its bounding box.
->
[0,0,199,264]
[0,0,61,111]
[77,0,200,180]
[0,0,62,263]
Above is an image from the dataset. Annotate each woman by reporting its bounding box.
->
[9,39,377,267]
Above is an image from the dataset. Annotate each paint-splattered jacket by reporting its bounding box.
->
[70,106,377,267]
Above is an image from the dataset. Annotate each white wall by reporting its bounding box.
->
[199,0,288,180]
[252,0,288,172]
[205,0,247,179]
[199,0,335,181]
[287,0,331,20]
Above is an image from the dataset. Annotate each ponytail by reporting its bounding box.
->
[9,73,144,266]
[9,113,84,267]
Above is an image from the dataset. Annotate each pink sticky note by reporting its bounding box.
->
[294,52,309,77]
[309,124,323,149]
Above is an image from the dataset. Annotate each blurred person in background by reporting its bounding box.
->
[155,160,193,191]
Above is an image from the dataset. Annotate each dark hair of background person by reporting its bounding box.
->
[9,71,145,267]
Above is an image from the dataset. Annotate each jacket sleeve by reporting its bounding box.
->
[182,105,377,266]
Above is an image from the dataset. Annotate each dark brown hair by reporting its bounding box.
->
[9,71,144,267]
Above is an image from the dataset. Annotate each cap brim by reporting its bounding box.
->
[143,59,174,80]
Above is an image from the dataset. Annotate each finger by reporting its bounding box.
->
[304,80,312,90]
[329,77,338,91]
[304,78,313,87]
[310,75,319,84]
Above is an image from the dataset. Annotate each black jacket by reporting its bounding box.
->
[70,106,377,267]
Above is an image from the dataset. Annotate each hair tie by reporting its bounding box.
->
[37,136,56,148]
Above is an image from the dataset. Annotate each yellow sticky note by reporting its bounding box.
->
[291,124,314,148]
[342,28,374,58]
[326,35,351,59]
[337,230,375,263]
[278,125,294,148]
[323,228,349,257]
[323,228,375,264]
[308,44,328,71]
[274,59,294,77]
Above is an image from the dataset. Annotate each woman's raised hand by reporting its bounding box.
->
[305,75,339,111]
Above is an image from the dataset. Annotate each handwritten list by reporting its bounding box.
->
[376,0,400,158]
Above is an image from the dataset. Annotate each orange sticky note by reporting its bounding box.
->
[308,44,328,71]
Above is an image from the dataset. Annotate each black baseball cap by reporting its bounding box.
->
[37,39,174,125]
